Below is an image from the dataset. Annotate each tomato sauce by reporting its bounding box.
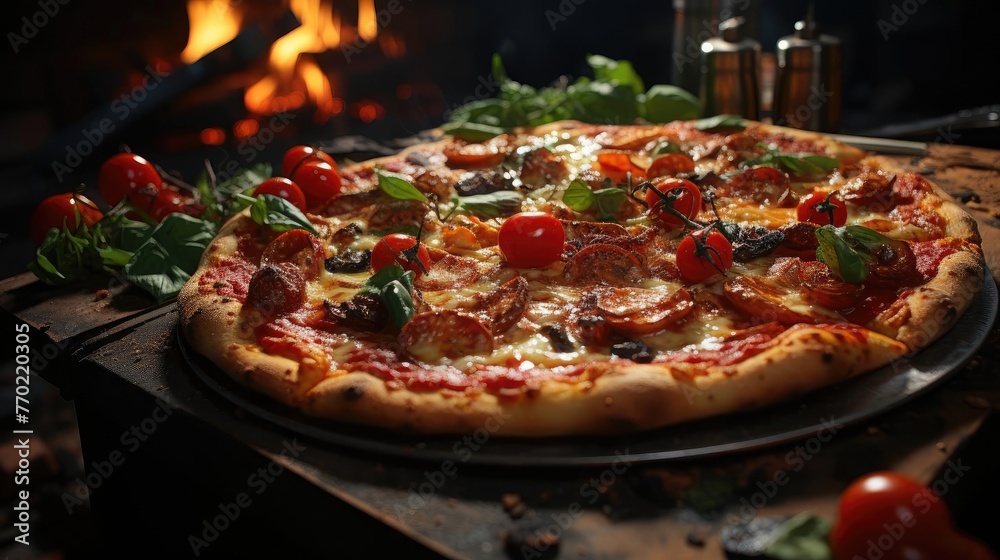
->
[911,238,962,278]
[198,257,254,303]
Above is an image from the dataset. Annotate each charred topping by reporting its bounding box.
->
[454,170,514,196]
[730,225,786,262]
[576,315,610,347]
[540,324,575,353]
[324,294,387,331]
[610,339,654,363]
[325,249,371,273]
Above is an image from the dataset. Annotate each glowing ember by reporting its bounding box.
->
[180,0,243,64]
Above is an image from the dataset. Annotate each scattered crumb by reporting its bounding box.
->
[686,529,706,548]
[94,289,109,301]
[935,441,947,452]
[963,395,991,410]
[501,493,527,518]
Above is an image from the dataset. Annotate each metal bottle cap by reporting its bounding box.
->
[773,19,842,131]
[700,17,761,120]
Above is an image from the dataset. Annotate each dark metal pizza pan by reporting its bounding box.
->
[177,270,997,468]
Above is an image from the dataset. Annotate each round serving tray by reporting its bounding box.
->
[178,270,997,467]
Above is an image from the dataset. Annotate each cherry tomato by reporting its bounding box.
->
[280,145,337,177]
[371,233,431,277]
[676,228,733,283]
[644,178,703,230]
[124,182,163,218]
[498,212,566,269]
[646,153,695,178]
[150,190,187,222]
[291,161,342,210]
[98,153,162,207]
[30,193,103,244]
[254,177,308,212]
[596,152,646,183]
[830,472,998,560]
[797,190,848,227]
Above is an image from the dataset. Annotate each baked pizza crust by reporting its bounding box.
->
[177,119,985,436]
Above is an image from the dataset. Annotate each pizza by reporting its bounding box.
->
[177,119,984,436]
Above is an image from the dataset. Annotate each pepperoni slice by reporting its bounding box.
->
[721,167,794,207]
[520,148,569,188]
[260,230,324,280]
[246,263,306,317]
[723,275,840,324]
[400,310,494,362]
[472,276,529,334]
[414,254,481,291]
[597,287,695,335]
[443,136,511,169]
[796,260,863,309]
[563,244,647,286]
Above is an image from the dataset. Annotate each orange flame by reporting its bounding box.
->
[244,0,345,121]
[357,0,377,42]
[180,0,243,64]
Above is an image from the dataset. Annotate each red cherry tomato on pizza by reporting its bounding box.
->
[280,145,337,177]
[254,177,308,212]
[797,190,848,227]
[646,153,695,178]
[644,178,703,230]
[830,471,997,560]
[98,153,163,207]
[371,233,431,277]
[676,228,733,283]
[30,193,104,244]
[498,212,565,268]
[291,161,342,210]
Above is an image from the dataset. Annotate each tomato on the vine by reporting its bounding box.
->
[98,153,162,206]
[646,153,695,178]
[830,471,997,560]
[30,193,104,244]
[371,233,431,277]
[280,145,337,177]
[798,190,848,227]
[291,161,342,210]
[644,178,703,230]
[676,228,733,283]
[498,212,565,268]
[254,177,308,212]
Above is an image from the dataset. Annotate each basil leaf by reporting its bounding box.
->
[643,84,701,122]
[491,52,509,85]
[802,154,840,172]
[763,513,832,560]
[101,214,153,252]
[843,225,893,253]
[98,247,134,268]
[124,213,217,302]
[815,225,868,284]
[587,54,645,95]
[382,279,416,329]
[566,81,639,124]
[441,121,507,141]
[358,264,416,329]
[455,191,523,218]
[237,193,319,235]
[562,179,596,211]
[593,187,627,220]
[217,163,272,197]
[376,170,428,202]
[359,263,408,298]
[693,114,748,131]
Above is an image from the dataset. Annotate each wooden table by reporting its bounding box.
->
[4,144,1000,559]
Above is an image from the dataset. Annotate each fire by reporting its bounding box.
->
[180,0,243,64]
[357,0,377,42]
[245,0,344,120]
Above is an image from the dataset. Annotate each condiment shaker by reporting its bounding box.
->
[699,17,760,120]
[773,19,842,131]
